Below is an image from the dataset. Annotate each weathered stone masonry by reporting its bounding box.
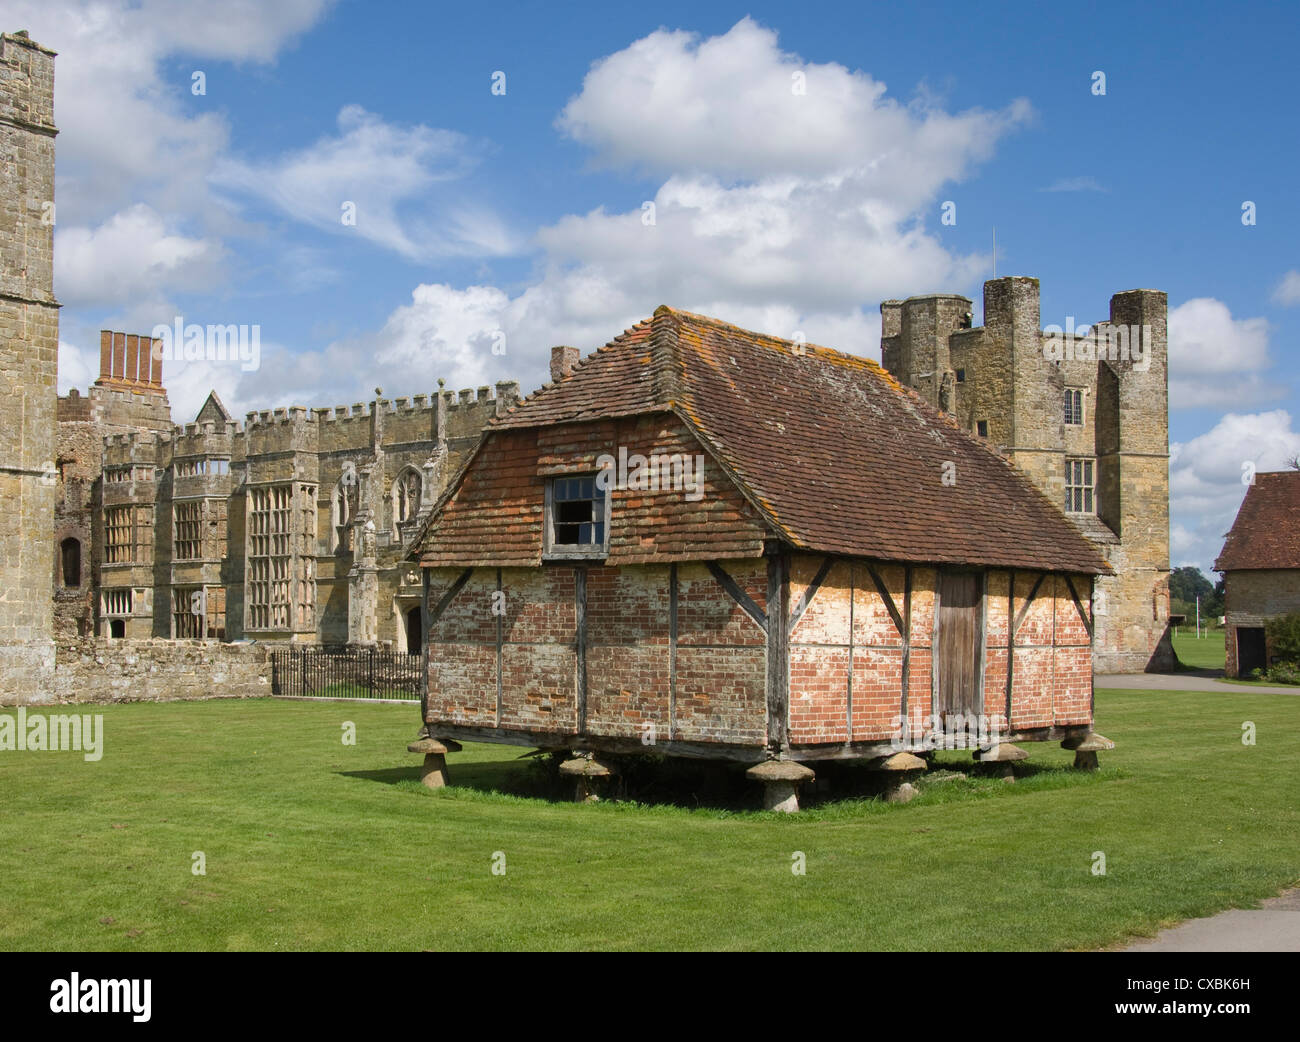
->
[0,31,58,696]
[881,276,1173,674]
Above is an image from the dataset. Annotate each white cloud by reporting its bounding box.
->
[1039,176,1105,192]
[55,204,221,308]
[8,0,333,309]
[214,19,1029,415]
[557,17,1029,200]
[1167,297,1281,409]
[1272,270,1300,307]
[1170,410,1300,572]
[57,338,96,394]
[214,106,517,260]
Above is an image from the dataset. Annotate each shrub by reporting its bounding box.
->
[1263,662,1300,686]
[1264,612,1300,665]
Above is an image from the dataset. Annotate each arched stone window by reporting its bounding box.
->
[331,465,358,552]
[60,537,81,587]
[392,468,422,527]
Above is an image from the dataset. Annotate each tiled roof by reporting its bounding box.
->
[419,306,1111,574]
[1214,470,1300,571]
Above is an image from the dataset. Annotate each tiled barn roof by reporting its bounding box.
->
[1214,470,1300,571]
[416,306,1111,574]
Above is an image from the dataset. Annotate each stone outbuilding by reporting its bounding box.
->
[409,306,1113,806]
[1215,470,1300,677]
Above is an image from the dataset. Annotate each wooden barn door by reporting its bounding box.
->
[936,571,984,718]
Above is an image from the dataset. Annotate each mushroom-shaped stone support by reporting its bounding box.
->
[865,751,927,804]
[972,742,1028,781]
[1060,732,1114,770]
[558,755,618,802]
[746,759,815,813]
[408,736,462,789]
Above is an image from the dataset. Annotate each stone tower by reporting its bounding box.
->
[881,275,1173,673]
[0,31,57,695]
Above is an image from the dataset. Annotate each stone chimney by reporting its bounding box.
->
[550,345,580,382]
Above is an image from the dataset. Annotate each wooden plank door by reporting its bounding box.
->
[937,571,983,718]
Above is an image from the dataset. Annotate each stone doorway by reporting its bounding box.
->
[405,605,422,655]
[1236,626,1267,675]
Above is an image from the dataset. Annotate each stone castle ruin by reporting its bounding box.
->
[0,29,1172,704]
[56,337,517,650]
[880,279,1173,673]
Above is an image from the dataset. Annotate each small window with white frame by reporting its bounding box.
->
[544,475,609,558]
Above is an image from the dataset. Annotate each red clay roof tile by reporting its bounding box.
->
[418,306,1111,574]
[1214,470,1300,571]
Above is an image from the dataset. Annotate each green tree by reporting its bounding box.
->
[1169,566,1212,604]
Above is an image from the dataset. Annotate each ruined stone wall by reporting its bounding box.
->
[84,384,517,651]
[23,638,271,706]
[54,392,99,639]
[0,32,57,694]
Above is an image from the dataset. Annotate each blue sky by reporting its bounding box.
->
[11,0,1300,573]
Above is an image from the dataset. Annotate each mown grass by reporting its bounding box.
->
[1171,628,1225,671]
[0,687,1295,951]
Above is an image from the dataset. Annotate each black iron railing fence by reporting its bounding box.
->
[270,646,421,701]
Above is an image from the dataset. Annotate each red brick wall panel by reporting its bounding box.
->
[788,644,849,744]
[501,567,576,644]
[985,570,1010,646]
[585,645,671,739]
[788,558,851,645]
[427,642,496,726]
[499,643,577,733]
[852,646,905,741]
[982,646,1008,720]
[429,569,496,645]
[674,645,766,744]
[585,565,669,647]
[1052,645,1092,725]
[1013,572,1055,647]
[852,563,906,647]
[910,568,936,645]
[1054,574,1092,646]
[908,646,933,734]
[676,560,766,647]
[1010,647,1053,728]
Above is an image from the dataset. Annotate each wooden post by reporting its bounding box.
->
[420,567,430,723]
[495,567,503,726]
[766,553,789,753]
[575,567,587,734]
[669,563,678,741]
[901,566,912,735]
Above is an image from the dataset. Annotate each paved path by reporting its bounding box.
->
[1097,671,1300,696]
[1125,889,1300,951]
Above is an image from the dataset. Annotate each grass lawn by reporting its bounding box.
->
[1,689,1296,951]
[1171,628,1225,671]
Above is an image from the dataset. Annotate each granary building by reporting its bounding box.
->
[1215,470,1300,677]
[410,306,1114,805]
